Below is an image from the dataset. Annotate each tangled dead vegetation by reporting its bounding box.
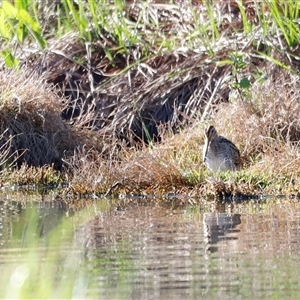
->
[34,40,232,144]
[0,69,74,168]
[28,0,300,148]
[30,0,284,145]
[1,0,300,198]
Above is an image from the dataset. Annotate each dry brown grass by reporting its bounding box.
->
[2,58,300,199]
[213,65,300,160]
[3,64,300,199]
[0,69,74,168]
[2,1,300,199]
[2,64,300,199]
[58,122,205,197]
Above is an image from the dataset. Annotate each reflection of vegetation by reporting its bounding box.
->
[0,206,76,298]
[2,198,300,298]
[0,200,112,299]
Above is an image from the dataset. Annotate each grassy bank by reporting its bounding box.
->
[1,0,300,200]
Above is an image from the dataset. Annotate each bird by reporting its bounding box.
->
[203,125,241,172]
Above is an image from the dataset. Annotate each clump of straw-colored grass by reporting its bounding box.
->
[0,69,74,168]
[213,66,300,160]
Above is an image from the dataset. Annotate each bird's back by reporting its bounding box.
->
[203,127,240,172]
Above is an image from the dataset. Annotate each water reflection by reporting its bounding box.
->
[1,197,300,299]
[203,212,241,252]
[75,202,206,299]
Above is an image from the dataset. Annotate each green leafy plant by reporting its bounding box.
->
[0,0,46,68]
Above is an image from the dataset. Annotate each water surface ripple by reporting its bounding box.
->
[1,197,300,299]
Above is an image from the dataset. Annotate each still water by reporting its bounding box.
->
[1,195,300,299]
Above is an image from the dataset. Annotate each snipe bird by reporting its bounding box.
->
[203,125,241,172]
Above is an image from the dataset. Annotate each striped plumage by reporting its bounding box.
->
[203,126,241,172]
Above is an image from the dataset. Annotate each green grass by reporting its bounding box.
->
[0,0,299,66]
